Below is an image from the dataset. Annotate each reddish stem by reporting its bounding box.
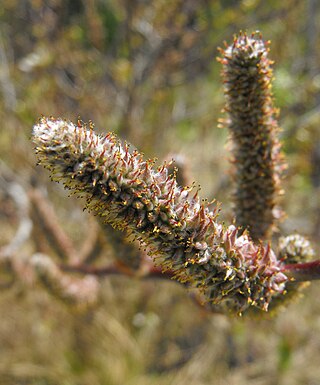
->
[281,260,320,282]
[61,260,320,284]
[60,262,175,280]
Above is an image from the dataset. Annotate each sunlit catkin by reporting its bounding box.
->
[32,117,288,313]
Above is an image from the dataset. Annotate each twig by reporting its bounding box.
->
[77,216,101,263]
[0,31,17,111]
[31,253,99,309]
[60,261,173,280]
[0,176,32,259]
[29,188,78,263]
[282,260,320,282]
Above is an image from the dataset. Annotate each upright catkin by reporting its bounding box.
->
[218,33,285,241]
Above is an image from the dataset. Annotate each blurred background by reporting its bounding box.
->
[1,1,320,384]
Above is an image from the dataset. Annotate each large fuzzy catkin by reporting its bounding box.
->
[218,33,285,241]
[32,117,288,314]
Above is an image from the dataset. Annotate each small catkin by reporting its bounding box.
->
[268,234,315,313]
[278,234,315,264]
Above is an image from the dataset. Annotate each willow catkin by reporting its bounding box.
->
[218,32,285,241]
[32,117,287,313]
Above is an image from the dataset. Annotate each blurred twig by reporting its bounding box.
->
[29,187,79,264]
[282,260,320,282]
[0,31,17,111]
[0,170,32,260]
